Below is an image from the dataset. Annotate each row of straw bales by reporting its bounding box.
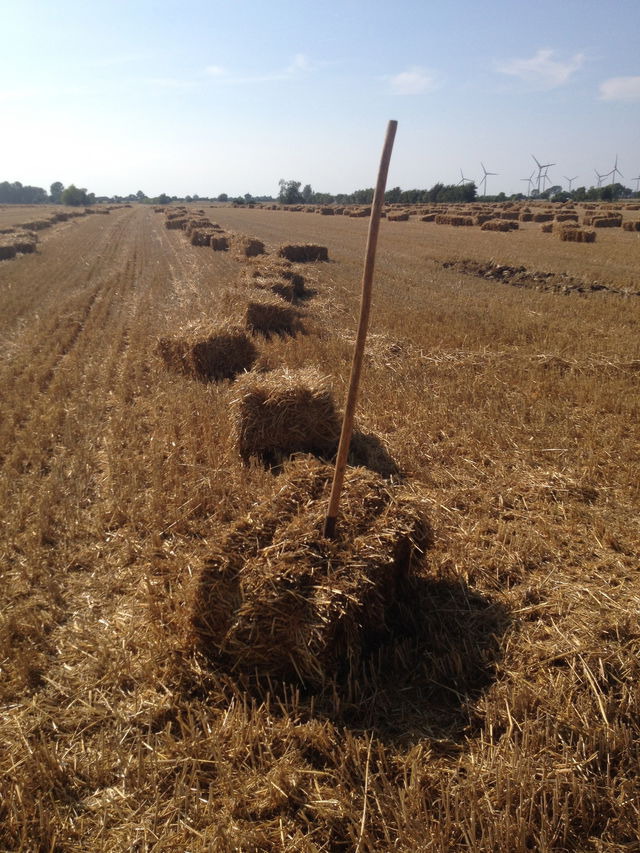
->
[0,204,121,261]
[154,205,430,687]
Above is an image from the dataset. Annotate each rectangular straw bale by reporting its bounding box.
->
[245,294,300,335]
[12,232,38,254]
[156,324,258,382]
[559,228,596,243]
[481,220,516,232]
[623,221,640,232]
[233,368,341,462]
[230,234,266,257]
[0,242,17,261]
[190,458,430,686]
[277,244,328,262]
[210,235,230,251]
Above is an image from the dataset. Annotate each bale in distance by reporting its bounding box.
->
[189,458,431,687]
[559,228,596,243]
[233,367,341,463]
[277,244,329,262]
[623,221,640,232]
[156,324,258,382]
[481,220,518,232]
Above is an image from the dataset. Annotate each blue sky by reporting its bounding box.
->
[2,0,639,197]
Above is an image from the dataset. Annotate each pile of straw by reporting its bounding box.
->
[190,458,430,686]
[387,212,409,221]
[156,324,258,382]
[245,294,302,336]
[623,221,640,232]
[277,244,329,262]
[233,368,341,462]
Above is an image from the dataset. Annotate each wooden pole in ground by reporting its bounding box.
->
[323,119,398,539]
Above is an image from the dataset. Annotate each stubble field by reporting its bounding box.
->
[1,203,639,851]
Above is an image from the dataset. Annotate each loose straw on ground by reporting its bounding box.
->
[323,119,398,538]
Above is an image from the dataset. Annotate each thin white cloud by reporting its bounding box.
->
[598,76,640,101]
[389,67,437,95]
[141,77,196,90]
[202,54,312,85]
[286,53,310,73]
[496,49,584,89]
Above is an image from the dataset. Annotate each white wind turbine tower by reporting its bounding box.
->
[520,170,535,197]
[607,154,623,186]
[564,175,579,192]
[479,162,498,197]
[532,154,555,194]
[632,174,640,194]
[594,168,606,188]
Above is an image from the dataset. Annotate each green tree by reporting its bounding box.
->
[61,184,89,206]
[50,181,64,203]
[301,184,313,203]
[217,193,228,202]
[278,179,303,204]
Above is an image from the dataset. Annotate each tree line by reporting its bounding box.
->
[2,178,637,208]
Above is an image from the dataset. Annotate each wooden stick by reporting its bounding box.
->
[323,119,398,539]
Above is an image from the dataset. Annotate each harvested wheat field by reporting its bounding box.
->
[1,203,640,851]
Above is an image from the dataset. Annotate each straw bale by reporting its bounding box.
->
[165,217,188,230]
[190,458,431,686]
[210,235,230,251]
[0,243,17,261]
[481,220,517,232]
[12,232,38,254]
[387,212,409,221]
[189,229,220,247]
[277,244,329,262]
[185,218,212,236]
[245,294,302,336]
[233,368,341,462]
[559,228,596,243]
[231,234,265,257]
[540,223,554,233]
[319,207,335,215]
[532,212,554,222]
[623,221,640,232]
[435,214,474,226]
[156,324,258,382]
[591,216,622,228]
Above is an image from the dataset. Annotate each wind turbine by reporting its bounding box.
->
[532,154,555,194]
[594,169,606,188]
[608,154,623,186]
[520,170,535,197]
[479,162,498,197]
[457,168,474,186]
[632,174,640,193]
[563,175,579,192]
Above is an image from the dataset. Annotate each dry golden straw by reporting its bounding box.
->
[190,458,431,687]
